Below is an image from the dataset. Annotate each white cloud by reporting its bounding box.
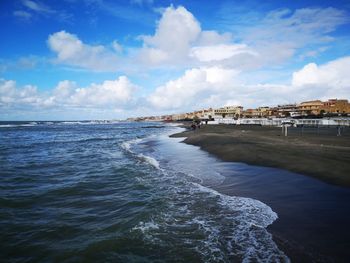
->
[131,0,153,5]
[48,31,120,71]
[148,67,239,109]
[112,40,123,53]
[196,31,232,46]
[240,7,349,66]
[22,0,54,14]
[137,5,258,69]
[147,56,350,111]
[65,76,136,107]
[45,6,348,73]
[13,10,32,20]
[0,76,138,111]
[292,56,350,99]
[0,79,41,107]
[139,5,201,65]
[190,44,257,62]
[1,56,350,119]
[292,57,350,87]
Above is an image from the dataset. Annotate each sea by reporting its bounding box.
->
[0,121,289,262]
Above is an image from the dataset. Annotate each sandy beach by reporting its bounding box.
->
[171,124,350,187]
[171,124,350,262]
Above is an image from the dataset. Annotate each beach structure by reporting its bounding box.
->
[321,99,350,114]
[298,100,324,115]
[131,98,350,123]
[275,104,299,117]
[214,106,243,118]
[208,117,350,127]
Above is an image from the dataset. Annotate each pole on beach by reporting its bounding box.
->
[337,126,342,136]
[285,125,288,137]
[281,124,288,136]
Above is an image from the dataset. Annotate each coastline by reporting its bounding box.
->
[170,124,350,187]
[169,124,350,262]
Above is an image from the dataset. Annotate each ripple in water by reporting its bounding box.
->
[0,122,289,262]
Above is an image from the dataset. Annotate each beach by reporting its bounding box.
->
[171,124,350,262]
[171,124,350,187]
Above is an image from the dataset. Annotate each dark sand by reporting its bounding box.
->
[171,124,350,262]
[171,124,350,187]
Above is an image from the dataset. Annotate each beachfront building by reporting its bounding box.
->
[242,108,259,118]
[298,100,324,115]
[185,112,196,119]
[275,104,299,117]
[256,106,270,117]
[171,113,188,121]
[201,108,215,119]
[321,99,350,115]
[241,107,270,118]
[214,106,243,118]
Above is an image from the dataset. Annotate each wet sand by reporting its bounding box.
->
[170,124,350,187]
[170,124,350,262]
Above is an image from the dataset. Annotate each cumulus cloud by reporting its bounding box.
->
[292,56,350,99]
[292,56,350,86]
[139,5,201,65]
[148,67,240,109]
[45,5,348,72]
[66,77,136,107]
[48,31,120,71]
[0,79,42,108]
[46,6,245,71]
[190,44,257,62]
[1,56,350,118]
[147,56,350,111]
[138,5,254,67]
[0,76,138,111]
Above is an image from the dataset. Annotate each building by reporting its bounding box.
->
[276,104,298,117]
[171,113,188,121]
[321,99,350,115]
[242,109,258,118]
[256,106,270,117]
[200,108,215,119]
[298,100,324,115]
[214,106,243,118]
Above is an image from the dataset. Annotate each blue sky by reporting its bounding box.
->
[0,0,350,120]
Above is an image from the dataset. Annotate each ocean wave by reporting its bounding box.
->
[137,153,160,169]
[193,183,288,262]
[133,180,289,262]
[0,123,37,128]
[57,120,120,125]
[120,138,143,153]
[132,220,160,233]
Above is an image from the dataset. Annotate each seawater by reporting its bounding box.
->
[0,121,289,262]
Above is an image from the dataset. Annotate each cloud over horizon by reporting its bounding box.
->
[1,56,350,119]
[1,2,350,119]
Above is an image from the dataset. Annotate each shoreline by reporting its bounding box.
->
[170,124,350,262]
[170,124,350,187]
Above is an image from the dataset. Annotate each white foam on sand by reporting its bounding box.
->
[132,179,289,262]
[127,125,289,261]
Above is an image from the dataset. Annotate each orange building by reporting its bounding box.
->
[321,99,350,114]
[298,100,324,115]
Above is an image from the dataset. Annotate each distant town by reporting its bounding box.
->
[127,99,350,123]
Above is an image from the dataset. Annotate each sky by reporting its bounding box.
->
[0,0,350,120]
